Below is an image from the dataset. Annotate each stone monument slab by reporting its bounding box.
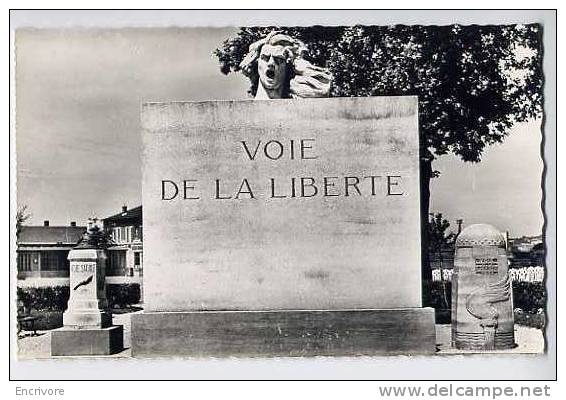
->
[142,97,422,312]
[133,96,435,356]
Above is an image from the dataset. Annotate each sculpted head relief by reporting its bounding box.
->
[239,31,332,99]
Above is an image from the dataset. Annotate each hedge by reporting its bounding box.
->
[17,286,69,312]
[424,280,452,310]
[28,310,63,331]
[512,281,546,313]
[106,284,141,309]
[17,283,141,312]
[514,309,546,329]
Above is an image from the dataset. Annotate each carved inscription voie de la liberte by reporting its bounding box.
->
[160,138,405,201]
[141,97,421,312]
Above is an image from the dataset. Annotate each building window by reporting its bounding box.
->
[110,226,137,244]
[112,227,124,243]
[40,251,68,271]
[132,226,141,241]
[108,250,127,276]
[17,252,39,272]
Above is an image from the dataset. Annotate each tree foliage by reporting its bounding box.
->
[214,25,543,287]
[214,25,543,165]
[16,205,31,239]
[76,223,114,249]
[427,213,456,253]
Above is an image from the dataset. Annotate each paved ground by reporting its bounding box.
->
[17,313,544,359]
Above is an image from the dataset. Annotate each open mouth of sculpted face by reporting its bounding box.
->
[266,69,275,79]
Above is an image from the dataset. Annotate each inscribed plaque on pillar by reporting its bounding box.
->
[142,97,421,312]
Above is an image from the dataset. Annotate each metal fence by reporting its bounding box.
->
[432,266,544,282]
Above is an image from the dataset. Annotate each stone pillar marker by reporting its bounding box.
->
[452,224,515,350]
[51,219,123,356]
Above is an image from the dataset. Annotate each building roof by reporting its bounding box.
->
[103,205,142,225]
[18,226,86,245]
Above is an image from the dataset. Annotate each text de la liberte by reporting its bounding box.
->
[160,138,405,201]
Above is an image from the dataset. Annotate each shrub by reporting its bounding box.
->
[106,284,141,308]
[424,280,452,324]
[424,280,452,309]
[17,286,69,312]
[512,281,546,313]
[514,308,545,329]
[30,310,63,330]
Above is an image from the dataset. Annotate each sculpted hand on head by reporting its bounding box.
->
[239,31,332,99]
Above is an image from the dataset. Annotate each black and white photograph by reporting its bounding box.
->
[9,9,556,381]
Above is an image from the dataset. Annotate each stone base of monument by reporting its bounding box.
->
[453,331,516,351]
[131,308,436,357]
[62,309,112,328]
[51,325,124,356]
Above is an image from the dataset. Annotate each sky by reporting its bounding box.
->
[15,27,544,237]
